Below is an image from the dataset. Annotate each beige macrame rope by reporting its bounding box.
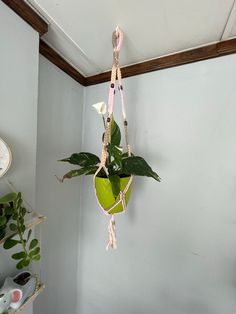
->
[93,28,132,250]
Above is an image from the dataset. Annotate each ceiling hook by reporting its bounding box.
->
[112,26,123,52]
[115,25,119,36]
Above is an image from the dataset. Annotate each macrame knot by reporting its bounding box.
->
[106,214,117,250]
[120,191,126,210]
[113,50,120,67]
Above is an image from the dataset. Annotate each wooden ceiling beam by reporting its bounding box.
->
[39,40,87,86]
[3,0,236,87]
[2,0,48,36]
[86,38,236,86]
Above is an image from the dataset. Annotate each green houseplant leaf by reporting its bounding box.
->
[0,216,7,226]
[0,193,17,204]
[0,228,6,240]
[58,113,161,216]
[61,165,98,182]
[109,174,121,199]
[3,238,20,249]
[29,247,40,258]
[110,119,121,147]
[107,144,123,171]
[122,152,134,158]
[122,156,161,181]
[27,229,32,242]
[12,252,27,260]
[16,259,26,270]
[60,152,100,167]
[9,223,18,231]
[29,239,38,250]
[33,254,41,261]
[0,191,41,269]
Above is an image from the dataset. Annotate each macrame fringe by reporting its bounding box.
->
[106,215,117,250]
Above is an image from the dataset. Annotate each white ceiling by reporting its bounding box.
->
[26,0,236,77]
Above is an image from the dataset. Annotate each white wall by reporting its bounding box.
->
[0,3,39,314]
[34,56,84,314]
[78,54,236,314]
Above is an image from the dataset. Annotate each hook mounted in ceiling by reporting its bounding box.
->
[113,26,123,52]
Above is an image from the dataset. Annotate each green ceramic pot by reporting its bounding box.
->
[95,176,132,214]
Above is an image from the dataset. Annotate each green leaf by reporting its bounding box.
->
[21,207,27,216]
[112,146,122,166]
[20,225,26,233]
[59,152,100,167]
[0,193,17,204]
[27,229,32,242]
[84,167,99,175]
[29,239,38,250]
[107,145,123,174]
[61,165,98,182]
[12,252,27,260]
[15,193,22,209]
[0,229,6,240]
[29,247,40,258]
[110,119,121,147]
[122,156,161,181]
[22,259,30,267]
[109,175,121,199]
[3,238,19,249]
[4,206,13,215]
[12,213,18,220]
[0,216,7,226]
[33,254,41,261]
[16,259,25,269]
[9,223,18,231]
[95,167,107,178]
[122,152,134,158]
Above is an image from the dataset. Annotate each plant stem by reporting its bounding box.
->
[102,115,106,129]
[15,205,28,256]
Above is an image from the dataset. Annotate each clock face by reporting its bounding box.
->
[0,137,12,178]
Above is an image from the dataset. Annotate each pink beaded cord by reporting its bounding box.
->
[93,27,133,250]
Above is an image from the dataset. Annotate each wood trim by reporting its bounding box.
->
[2,0,48,36]
[3,0,236,86]
[86,38,236,86]
[39,40,87,86]
[40,38,236,87]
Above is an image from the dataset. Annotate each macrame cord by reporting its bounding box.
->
[93,27,133,250]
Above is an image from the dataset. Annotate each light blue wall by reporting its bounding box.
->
[34,56,84,314]
[0,3,39,314]
[2,3,236,313]
[78,54,236,314]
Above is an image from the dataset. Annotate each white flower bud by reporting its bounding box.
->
[92,102,107,115]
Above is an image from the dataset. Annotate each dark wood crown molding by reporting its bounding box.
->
[40,38,236,87]
[86,38,236,86]
[39,40,86,86]
[3,0,236,87]
[2,0,48,36]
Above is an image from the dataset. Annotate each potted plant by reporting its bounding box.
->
[58,102,161,213]
[0,192,41,269]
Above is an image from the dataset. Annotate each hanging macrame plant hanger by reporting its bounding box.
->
[93,27,133,250]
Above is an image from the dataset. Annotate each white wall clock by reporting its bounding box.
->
[0,137,12,178]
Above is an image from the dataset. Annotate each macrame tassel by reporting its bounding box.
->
[106,214,117,250]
